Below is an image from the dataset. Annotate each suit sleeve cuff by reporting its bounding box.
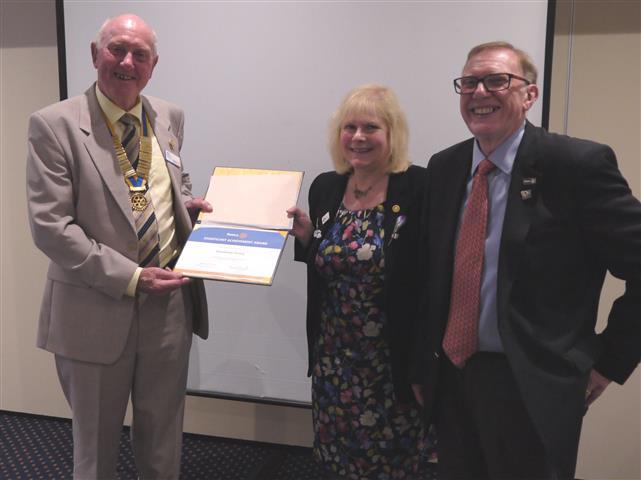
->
[126,267,142,297]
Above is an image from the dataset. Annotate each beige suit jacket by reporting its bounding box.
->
[27,85,208,364]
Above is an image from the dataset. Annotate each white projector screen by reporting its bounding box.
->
[61,0,552,406]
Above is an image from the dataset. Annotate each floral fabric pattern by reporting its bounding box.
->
[312,203,423,479]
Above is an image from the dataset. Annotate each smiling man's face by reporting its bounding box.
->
[459,47,537,155]
[91,15,158,111]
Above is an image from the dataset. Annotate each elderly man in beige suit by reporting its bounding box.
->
[26,14,211,480]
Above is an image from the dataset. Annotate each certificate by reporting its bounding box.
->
[199,167,304,230]
[174,224,288,285]
[174,167,303,285]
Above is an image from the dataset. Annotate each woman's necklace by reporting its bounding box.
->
[353,182,373,199]
[352,174,386,199]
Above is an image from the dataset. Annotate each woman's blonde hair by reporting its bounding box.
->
[328,84,410,174]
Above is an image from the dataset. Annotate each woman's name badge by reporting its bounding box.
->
[313,212,330,238]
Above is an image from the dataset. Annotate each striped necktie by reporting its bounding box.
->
[119,114,160,267]
[442,158,496,367]
[120,114,140,165]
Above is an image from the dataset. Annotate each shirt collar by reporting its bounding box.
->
[472,122,526,176]
[95,84,143,125]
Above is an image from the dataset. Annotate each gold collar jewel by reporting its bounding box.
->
[102,106,153,211]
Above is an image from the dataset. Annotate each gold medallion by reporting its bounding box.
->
[102,108,155,214]
[131,192,148,211]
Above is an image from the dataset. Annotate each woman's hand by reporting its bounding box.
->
[287,206,313,248]
[185,197,213,224]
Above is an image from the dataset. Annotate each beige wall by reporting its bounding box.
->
[1,0,68,418]
[1,0,639,477]
[550,2,640,479]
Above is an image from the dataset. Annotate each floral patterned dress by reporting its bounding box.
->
[312,203,423,479]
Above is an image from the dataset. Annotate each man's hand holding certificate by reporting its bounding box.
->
[174,167,303,285]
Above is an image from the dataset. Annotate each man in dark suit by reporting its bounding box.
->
[26,14,211,479]
[411,41,640,479]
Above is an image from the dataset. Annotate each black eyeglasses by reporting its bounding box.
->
[453,73,531,95]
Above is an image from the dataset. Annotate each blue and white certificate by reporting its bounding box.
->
[174,224,289,285]
[174,167,303,285]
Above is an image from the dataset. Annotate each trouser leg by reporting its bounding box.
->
[436,353,554,480]
[55,320,137,480]
[435,356,488,480]
[464,353,554,480]
[130,286,193,480]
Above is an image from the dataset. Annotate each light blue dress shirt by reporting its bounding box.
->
[456,123,526,352]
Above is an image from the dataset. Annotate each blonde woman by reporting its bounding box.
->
[288,84,434,479]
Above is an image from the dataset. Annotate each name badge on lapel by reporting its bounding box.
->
[165,150,181,168]
[520,177,537,201]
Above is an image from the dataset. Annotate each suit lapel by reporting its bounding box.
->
[443,156,472,248]
[430,143,473,334]
[497,123,542,315]
[143,96,181,190]
[434,141,474,280]
[143,96,176,163]
[142,96,191,238]
[81,86,135,231]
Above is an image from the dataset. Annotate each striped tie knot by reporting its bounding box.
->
[119,114,140,167]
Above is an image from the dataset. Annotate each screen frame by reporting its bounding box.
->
[54,0,557,408]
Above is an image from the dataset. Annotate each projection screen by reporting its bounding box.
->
[60,0,552,406]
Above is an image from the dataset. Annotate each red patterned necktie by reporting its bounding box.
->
[443,158,496,367]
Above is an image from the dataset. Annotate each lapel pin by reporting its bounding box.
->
[321,212,330,225]
[169,139,176,151]
[522,177,537,185]
[520,189,533,200]
[392,204,400,213]
[388,214,406,244]
[313,218,322,238]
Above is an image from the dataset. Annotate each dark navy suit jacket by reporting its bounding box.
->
[412,122,641,476]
